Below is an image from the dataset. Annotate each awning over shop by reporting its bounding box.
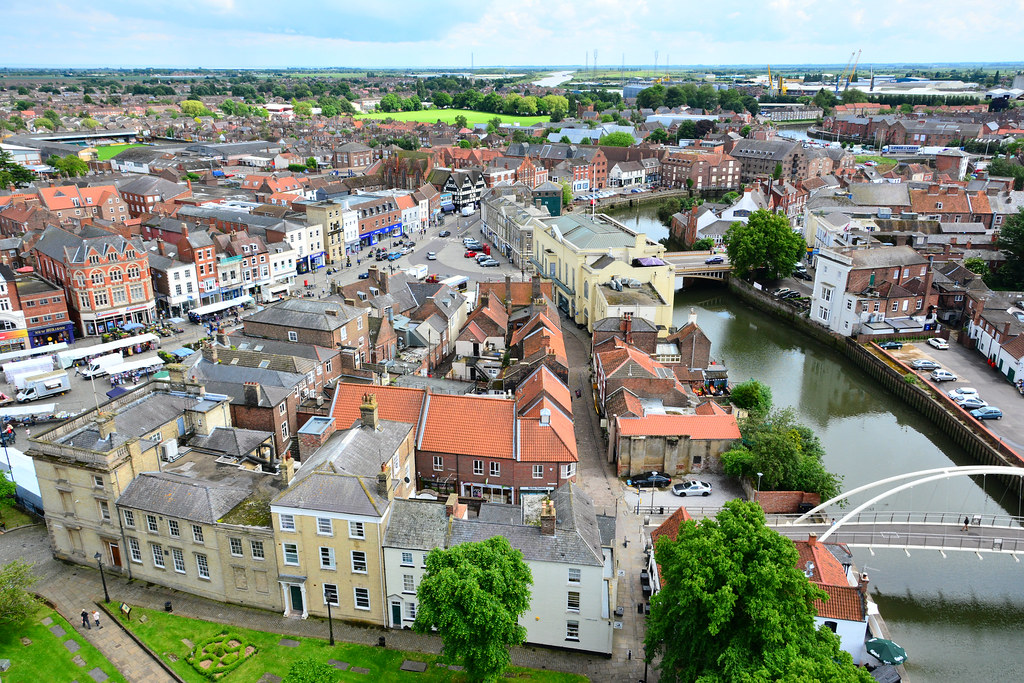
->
[170,348,195,358]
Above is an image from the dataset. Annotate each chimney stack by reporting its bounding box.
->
[807,532,817,547]
[540,499,556,536]
[376,471,389,498]
[531,274,541,301]
[243,382,260,406]
[445,493,459,518]
[858,572,870,595]
[96,413,116,440]
[688,307,698,326]
[165,363,186,385]
[504,274,512,313]
[360,393,379,430]
[280,453,295,485]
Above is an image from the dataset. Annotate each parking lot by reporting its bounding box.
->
[622,471,746,517]
[887,339,1024,452]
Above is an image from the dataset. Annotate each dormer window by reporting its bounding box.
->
[936,202,942,209]
[86,197,93,205]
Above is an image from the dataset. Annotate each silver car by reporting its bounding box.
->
[671,480,713,497]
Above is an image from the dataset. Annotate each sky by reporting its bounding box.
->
[3,0,1023,69]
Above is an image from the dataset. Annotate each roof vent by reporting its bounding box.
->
[540,408,551,426]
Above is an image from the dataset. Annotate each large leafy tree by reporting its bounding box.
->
[598,131,635,147]
[724,209,806,280]
[47,154,89,178]
[414,536,532,682]
[0,150,36,188]
[729,379,773,415]
[0,560,38,624]
[646,501,872,683]
[994,208,1024,288]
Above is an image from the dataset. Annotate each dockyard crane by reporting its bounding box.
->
[835,51,857,94]
[767,65,776,96]
[843,49,862,92]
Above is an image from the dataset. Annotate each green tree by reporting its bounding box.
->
[963,257,990,278]
[42,109,60,125]
[459,140,472,149]
[636,84,666,109]
[739,125,752,138]
[183,172,201,182]
[80,117,100,129]
[293,101,313,118]
[730,379,773,415]
[559,135,571,144]
[988,158,1024,191]
[282,657,336,683]
[724,209,806,280]
[0,149,36,188]
[994,208,1024,288]
[772,162,783,180]
[646,501,872,683]
[842,88,869,104]
[178,99,210,117]
[432,92,453,108]
[378,93,401,113]
[540,94,569,121]
[454,114,468,130]
[305,156,318,171]
[83,94,94,104]
[812,88,837,112]
[647,128,669,144]
[486,116,503,134]
[0,471,16,525]
[561,182,573,206]
[598,131,635,147]
[414,536,532,682]
[34,118,55,131]
[48,154,89,178]
[0,559,38,624]
[675,119,697,140]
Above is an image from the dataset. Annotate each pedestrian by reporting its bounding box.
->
[963,515,970,531]
[93,610,101,628]
[830,517,836,527]
[81,609,91,629]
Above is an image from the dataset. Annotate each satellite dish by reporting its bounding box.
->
[404,477,410,484]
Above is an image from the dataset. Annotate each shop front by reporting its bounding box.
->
[461,481,512,504]
[84,303,155,337]
[28,323,75,348]
[0,328,28,354]
[359,221,402,247]
[296,251,326,274]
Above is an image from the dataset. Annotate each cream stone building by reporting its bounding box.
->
[532,213,674,332]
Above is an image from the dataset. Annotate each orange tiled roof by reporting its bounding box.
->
[331,383,426,429]
[518,399,577,463]
[650,506,693,546]
[813,584,866,622]
[477,280,554,308]
[694,401,727,416]
[794,537,850,586]
[419,393,515,459]
[616,413,740,440]
[510,311,559,347]
[516,365,572,417]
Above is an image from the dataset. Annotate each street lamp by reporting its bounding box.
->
[93,551,110,603]
[756,472,763,499]
[324,585,337,646]
[650,471,658,512]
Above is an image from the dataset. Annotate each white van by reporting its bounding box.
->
[80,353,124,379]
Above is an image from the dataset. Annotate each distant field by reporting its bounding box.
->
[96,143,146,160]
[355,108,548,126]
[855,155,899,172]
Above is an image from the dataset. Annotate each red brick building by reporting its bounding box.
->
[37,185,129,225]
[14,276,74,347]
[32,225,156,337]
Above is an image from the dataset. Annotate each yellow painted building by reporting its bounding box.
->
[532,213,675,332]
[270,397,416,623]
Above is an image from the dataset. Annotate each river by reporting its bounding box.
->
[611,203,1024,681]
[532,70,574,88]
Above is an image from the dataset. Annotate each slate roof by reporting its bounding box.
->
[245,298,363,330]
[382,498,449,550]
[117,472,253,524]
[188,427,272,458]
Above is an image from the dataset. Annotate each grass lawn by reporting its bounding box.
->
[855,155,898,172]
[0,505,35,529]
[96,143,147,161]
[355,108,549,127]
[119,605,587,682]
[0,603,128,683]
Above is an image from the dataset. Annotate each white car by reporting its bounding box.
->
[426,252,437,260]
[948,387,979,402]
[671,480,713,497]
[927,337,949,350]
[930,369,958,382]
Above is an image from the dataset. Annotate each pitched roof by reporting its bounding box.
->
[418,393,515,459]
[515,364,572,416]
[330,383,426,429]
[118,472,253,524]
[517,400,577,463]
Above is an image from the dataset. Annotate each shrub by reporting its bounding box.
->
[186,633,255,680]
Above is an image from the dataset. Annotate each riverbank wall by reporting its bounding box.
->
[727,277,1024,488]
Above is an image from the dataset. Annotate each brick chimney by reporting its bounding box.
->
[203,339,218,363]
[624,312,633,345]
[280,453,295,485]
[360,393,379,430]
[180,222,189,238]
[540,498,557,536]
[165,363,186,385]
[807,532,817,547]
[96,413,116,441]
[376,471,389,498]
[504,274,512,313]
[927,184,940,195]
[243,382,260,406]
[531,274,541,301]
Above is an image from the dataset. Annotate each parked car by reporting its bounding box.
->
[671,480,713,497]
[930,369,958,382]
[958,397,988,410]
[927,337,949,350]
[793,270,813,281]
[464,250,478,258]
[358,272,370,280]
[879,341,904,350]
[627,472,672,488]
[948,387,979,401]
[705,255,725,264]
[439,230,451,237]
[476,253,491,263]
[387,252,402,261]
[426,252,437,260]
[970,406,1003,420]
[479,258,500,267]
[771,287,792,298]
[910,359,941,370]
[782,291,802,300]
